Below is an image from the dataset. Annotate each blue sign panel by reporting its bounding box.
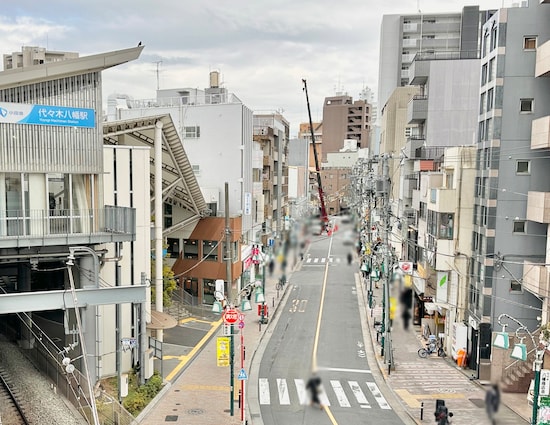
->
[0,102,95,128]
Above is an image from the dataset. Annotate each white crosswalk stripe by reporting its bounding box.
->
[277,378,290,405]
[305,257,342,264]
[258,378,392,410]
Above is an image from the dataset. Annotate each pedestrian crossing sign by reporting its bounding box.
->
[238,368,248,380]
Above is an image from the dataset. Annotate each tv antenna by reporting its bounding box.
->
[153,61,162,91]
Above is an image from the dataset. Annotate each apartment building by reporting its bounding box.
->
[322,94,371,161]
[3,45,79,69]
[378,6,490,119]
[470,0,550,386]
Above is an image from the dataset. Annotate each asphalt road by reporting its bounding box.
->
[257,223,408,425]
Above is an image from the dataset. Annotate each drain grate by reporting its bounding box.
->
[187,408,205,415]
[469,398,486,408]
[165,415,178,421]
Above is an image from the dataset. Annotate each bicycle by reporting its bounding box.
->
[418,336,445,358]
[276,277,286,290]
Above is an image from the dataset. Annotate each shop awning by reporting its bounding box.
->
[424,302,451,316]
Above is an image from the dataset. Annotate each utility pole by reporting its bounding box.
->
[224,182,235,416]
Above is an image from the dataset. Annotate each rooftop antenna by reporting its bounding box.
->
[153,61,162,91]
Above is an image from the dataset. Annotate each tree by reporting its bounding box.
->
[150,259,177,308]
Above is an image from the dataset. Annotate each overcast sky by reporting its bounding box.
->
[1,0,506,135]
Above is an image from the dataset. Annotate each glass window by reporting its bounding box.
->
[202,240,219,261]
[524,36,537,50]
[481,64,488,86]
[480,92,486,114]
[203,279,217,305]
[183,239,199,259]
[183,278,199,297]
[184,126,200,138]
[488,58,495,82]
[167,238,179,258]
[516,160,530,174]
[510,279,522,292]
[487,88,494,111]
[491,25,498,51]
[520,98,533,113]
[513,220,526,233]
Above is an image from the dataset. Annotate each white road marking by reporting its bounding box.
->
[349,381,370,408]
[317,366,372,374]
[295,379,307,405]
[367,382,391,409]
[331,380,351,407]
[277,378,290,405]
[259,378,270,405]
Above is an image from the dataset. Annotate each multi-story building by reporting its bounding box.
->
[0,46,154,418]
[378,6,491,120]
[3,45,79,69]
[470,1,550,386]
[287,138,310,219]
[322,94,371,161]
[253,113,290,244]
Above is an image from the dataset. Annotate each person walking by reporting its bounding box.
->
[306,373,323,409]
[485,383,500,424]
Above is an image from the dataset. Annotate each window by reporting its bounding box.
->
[202,240,219,261]
[481,64,488,86]
[516,160,530,174]
[484,148,491,169]
[487,88,494,111]
[524,36,537,50]
[481,206,488,226]
[445,172,454,189]
[478,120,485,142]
[480,92,486,114]
[485,118,492,141]
[192,165,200,175]
[483,31,490,57]
[167,238,179,258]
[184,126,200,138]
[520,98,533,113]
[513,220,526,233]
[510,279,522,292]
[491,25,498,51]
[488,58,495,82]
[183,239,199,259]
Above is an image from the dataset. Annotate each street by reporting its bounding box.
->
[254,222,408,425]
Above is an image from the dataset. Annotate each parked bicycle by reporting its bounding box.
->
[418,335,445,358]
[276,276,286,290]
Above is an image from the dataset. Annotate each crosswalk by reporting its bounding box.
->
[304,257,345,264]
[258,378,391,410]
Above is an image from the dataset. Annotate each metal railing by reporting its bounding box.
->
[413,50,480,62]
[0,206,135,239]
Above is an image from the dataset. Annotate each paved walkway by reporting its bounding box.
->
[138,250,297,425]
[364,273,531,425]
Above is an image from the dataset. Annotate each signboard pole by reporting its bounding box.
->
[240,326,245,423]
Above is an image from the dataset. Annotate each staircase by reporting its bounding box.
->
[165,291,192,322]
[500,329,541,393]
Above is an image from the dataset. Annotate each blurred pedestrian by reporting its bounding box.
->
[306,373,323,409]
[268,259,274,276]
[347,252,353,265]
[485,383,500,424]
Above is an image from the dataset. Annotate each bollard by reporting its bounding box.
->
[420,401,424,420]
[238,389,242,408]
[272,297,274,308]
[244,346,246,361]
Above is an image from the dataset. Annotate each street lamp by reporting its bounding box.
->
[492,313,546,425]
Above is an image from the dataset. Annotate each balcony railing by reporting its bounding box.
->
[413,50,480,62]
[0,206,135,240]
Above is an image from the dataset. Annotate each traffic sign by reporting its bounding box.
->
[237,368,248,380]
[239,313,245,321]
[238,321,245,329]
[223,308,239,324]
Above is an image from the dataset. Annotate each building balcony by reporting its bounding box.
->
[403,178,417,199]
[428,188,456,213]
[408,60,429,85]
[407,95,428,124]
[0,206,135,249]
[536,39,550,77]
[531,116,550,149]
[263,156,271,166]
[523,261,549,298]
[263,180,271,190]
[527,191,550,223]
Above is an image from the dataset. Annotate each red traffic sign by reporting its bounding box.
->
[223,308,239,324]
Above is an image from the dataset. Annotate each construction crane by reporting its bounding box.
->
[302,79,328,231]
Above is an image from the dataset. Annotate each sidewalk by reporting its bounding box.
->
[138,250,297,425]
[363,275,531,424]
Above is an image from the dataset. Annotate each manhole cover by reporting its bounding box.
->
[165,415,178,421]
[187,408,205,415]
[469,398,486,408]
